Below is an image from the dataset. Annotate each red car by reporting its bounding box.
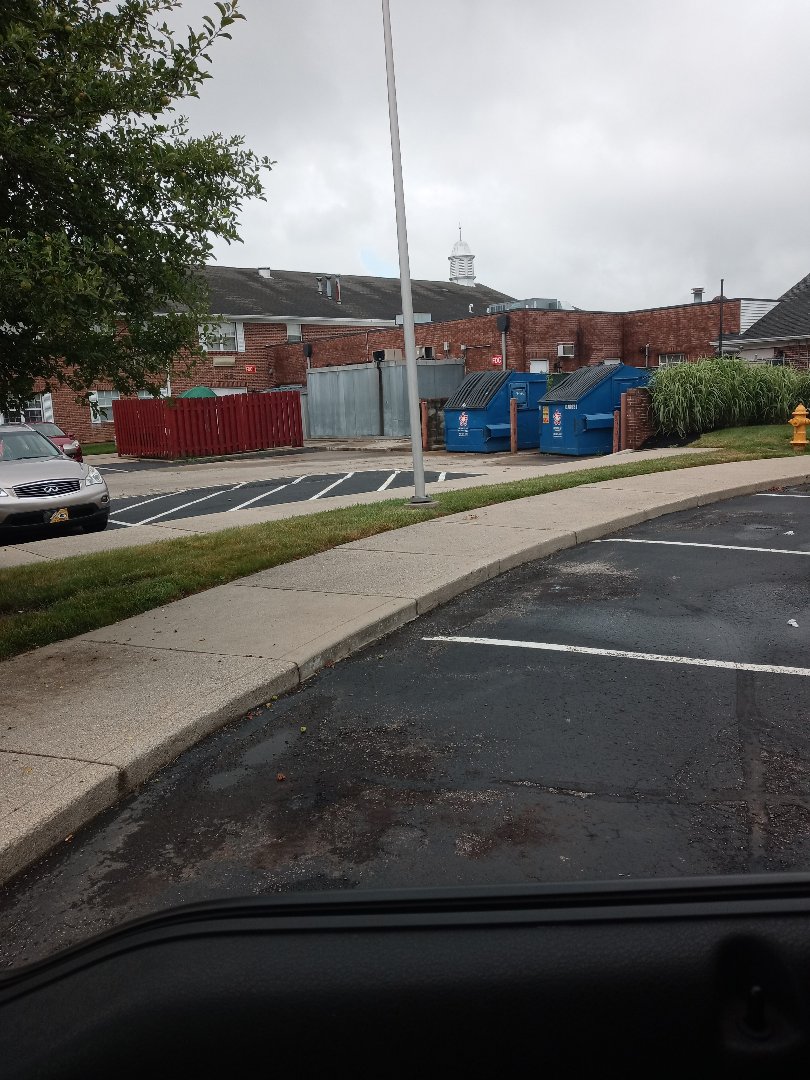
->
[30,422,84,462]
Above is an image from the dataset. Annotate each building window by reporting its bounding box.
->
[201,320,245,353]
[0,393,52,425]
[657,353,686,367]
[89,390,120,424]
[22,396,44,424]
[557,343,575,358]
[286,321,302,343]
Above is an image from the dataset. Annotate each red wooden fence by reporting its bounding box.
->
[112,392,304,459]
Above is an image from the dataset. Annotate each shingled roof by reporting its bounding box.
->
[202,266,515,324]
[739,272,810,341]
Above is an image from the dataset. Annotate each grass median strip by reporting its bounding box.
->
[0,448,772,661]
[691,423,794,456]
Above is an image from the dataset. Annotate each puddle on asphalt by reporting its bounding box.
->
[207,722,300,790]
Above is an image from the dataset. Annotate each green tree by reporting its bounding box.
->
[0,0,272,413]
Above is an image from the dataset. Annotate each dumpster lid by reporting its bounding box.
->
[540,365,612,403]
[444,370,510,410]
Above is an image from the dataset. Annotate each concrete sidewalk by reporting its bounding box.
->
[2,454,809,885]
[0,446,704,568]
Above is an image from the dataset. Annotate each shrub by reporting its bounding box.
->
[650,358,805,436]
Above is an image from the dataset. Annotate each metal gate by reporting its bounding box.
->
[306,359,464,438]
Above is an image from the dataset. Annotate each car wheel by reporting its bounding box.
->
[84,514,109,533]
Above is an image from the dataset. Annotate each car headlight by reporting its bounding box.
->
[0,488,8,498]
[84,467,104,487]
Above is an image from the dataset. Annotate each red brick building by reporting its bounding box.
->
[13,262,779,445]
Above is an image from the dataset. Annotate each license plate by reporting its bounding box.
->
[49,507,70,524]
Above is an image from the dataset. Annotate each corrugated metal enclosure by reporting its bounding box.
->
[306,359,464,438]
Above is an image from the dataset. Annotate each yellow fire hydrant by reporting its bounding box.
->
[789,403,809,453]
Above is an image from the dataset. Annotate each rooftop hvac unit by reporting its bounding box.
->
[377,348,403,362]
[416,346,435,360]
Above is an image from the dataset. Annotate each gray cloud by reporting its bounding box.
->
[178,0,810,308]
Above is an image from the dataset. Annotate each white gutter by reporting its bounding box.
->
[214,314,398,327]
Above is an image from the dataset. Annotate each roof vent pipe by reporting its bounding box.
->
[325,277,332,299]
[334,276,341,304]
[692,286,704,303]
[316,276,324,294]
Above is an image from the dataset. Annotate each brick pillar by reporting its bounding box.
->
[624,388,655,449]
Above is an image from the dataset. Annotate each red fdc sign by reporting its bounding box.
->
[245,364,257,374]
[491,354,503,367]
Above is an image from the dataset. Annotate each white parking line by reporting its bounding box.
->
[422,636,810,678]
[438,472,447,482]
[309,472,354,500]
[593,538,810,556]
[129,484,248,525]
[113,491,187,514]
[108,519,136,527]
[291,475,309,484]
[227,484,289,512]
[756,493,810,499]
[378,471,399,491]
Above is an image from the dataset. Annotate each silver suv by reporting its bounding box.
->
[0,424,110,534]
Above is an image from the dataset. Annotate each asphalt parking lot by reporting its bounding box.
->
[107,469,468,527]
[95,447,316,474]
[4,484,810,966]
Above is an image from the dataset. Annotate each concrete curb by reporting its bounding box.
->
[2,456,809,886]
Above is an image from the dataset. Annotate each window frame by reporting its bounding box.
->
[89,390,121,425]
[201,320,245,354]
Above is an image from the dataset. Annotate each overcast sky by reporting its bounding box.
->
[178,0,810,309]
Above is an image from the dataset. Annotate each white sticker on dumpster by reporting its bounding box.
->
[552,408,563,438]
[458,410,469,437]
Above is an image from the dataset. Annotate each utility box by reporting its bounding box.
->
[539,364,651,455]
[444,371,548,453]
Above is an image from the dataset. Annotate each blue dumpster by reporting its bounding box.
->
[539,364,651,455]
[444,371,548,452]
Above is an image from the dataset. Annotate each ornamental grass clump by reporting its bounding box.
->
[650,358,806,436]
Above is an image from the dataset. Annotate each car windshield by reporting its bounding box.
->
[3,0,810,990]
[0,430,62,460]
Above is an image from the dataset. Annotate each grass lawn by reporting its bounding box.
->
[0,447,781,662]
[691,423,796,456]
[82,441,117,455]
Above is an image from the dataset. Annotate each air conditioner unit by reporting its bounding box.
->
[381,349,403,362]
[557,343,575,358]
[416,346,434,360]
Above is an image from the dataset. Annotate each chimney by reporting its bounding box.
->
[258,267,273,279]
[692,286,704,303]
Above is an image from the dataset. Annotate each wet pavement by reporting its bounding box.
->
[4,485,810,967]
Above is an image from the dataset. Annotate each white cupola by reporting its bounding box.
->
[448,226,476,287]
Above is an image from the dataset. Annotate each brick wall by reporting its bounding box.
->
[623,387,656,450]
[267,302,736,384]
[622,300,740,365]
